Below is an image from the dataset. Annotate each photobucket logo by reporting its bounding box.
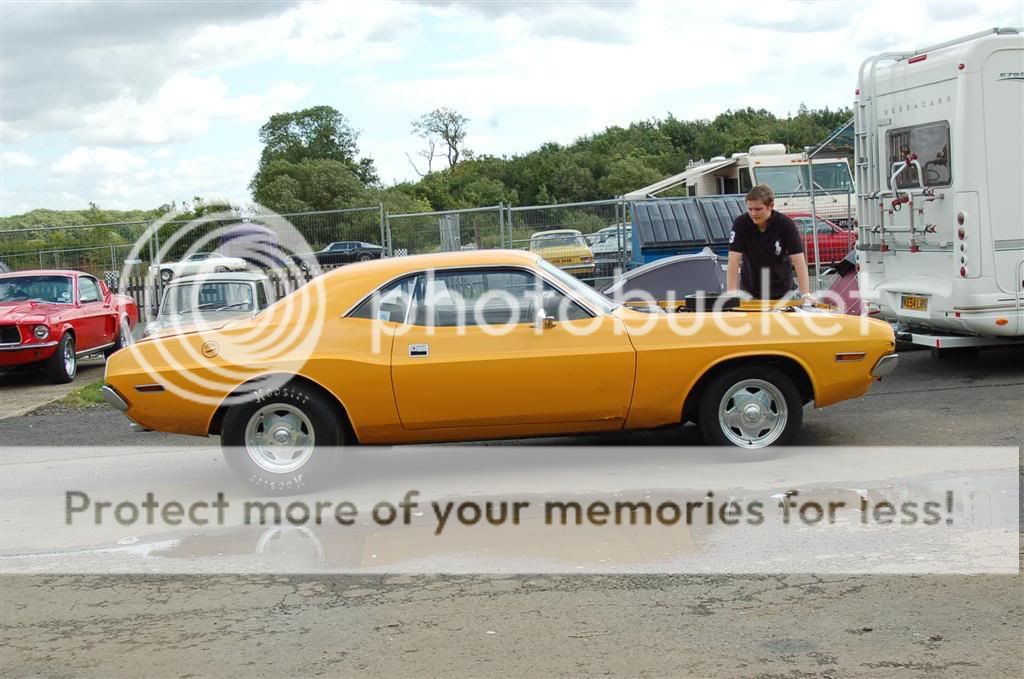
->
[118,207,327,407]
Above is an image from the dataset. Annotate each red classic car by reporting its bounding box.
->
[785,213,857,266]
[0,270,138,383]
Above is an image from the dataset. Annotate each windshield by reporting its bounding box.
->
[160,281,254,316]
[0,275,74,304]
[538,259,618,314]
[532,235,588,248]
[753,162,852,193]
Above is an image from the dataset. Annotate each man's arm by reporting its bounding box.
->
[726,251,743,293]
[790,253,811,296]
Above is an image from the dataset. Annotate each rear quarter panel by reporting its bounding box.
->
[619,309,895,429]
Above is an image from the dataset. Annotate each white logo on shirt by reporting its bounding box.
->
[729,231,735,244]
[775,240,782,256]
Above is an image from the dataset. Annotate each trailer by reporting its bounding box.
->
[624,143,856,226]
[854,27,1024,355]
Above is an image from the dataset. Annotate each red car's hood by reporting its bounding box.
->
[0,301,62,324]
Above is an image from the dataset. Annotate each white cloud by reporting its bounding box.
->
[51,147,148,176]
[1,151,37,168]
[73,74,313,146]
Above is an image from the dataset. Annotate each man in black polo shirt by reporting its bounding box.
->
[726,184,813,302]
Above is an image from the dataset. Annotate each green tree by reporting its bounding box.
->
[252,159,368,214]
[249,107,378,213]
[597,156,663,197]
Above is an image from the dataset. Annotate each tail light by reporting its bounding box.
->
[957,212,965,226]
[960,266,967,278]
[958,226,965,239]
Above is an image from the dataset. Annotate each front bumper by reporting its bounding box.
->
[100,385,129,412]
[0,341,59,366]
[871,353,899,378]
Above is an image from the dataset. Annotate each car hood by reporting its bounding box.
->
[0,301,63,324]
[143,312,246,339]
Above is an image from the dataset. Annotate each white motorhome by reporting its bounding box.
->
[625,144,856,225]
[855,27,1023,352]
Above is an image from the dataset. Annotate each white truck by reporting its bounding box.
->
[854,27,1024,355]
[625,143,856,225]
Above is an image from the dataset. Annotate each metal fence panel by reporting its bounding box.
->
[507,200,627,285]
[386,206,503,258]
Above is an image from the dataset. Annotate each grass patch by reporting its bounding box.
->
[59,379,107,409]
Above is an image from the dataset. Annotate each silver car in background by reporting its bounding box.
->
[143,272,275,338]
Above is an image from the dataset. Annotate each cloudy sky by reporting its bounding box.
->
[1,0,1021,216]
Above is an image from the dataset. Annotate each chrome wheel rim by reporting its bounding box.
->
[243,404,315,474]
[118,317,133,347]
[64,339,76,377]
[160,269,172,282]
[718,379,787,448]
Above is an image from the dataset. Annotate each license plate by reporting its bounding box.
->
[901,295,928,311]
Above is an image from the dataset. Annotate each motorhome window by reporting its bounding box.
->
[886,122,951,188]
[752,163,853,194]
[753,166,805,193]
[739,168,753,193]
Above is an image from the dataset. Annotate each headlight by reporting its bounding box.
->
[34,324,49,339]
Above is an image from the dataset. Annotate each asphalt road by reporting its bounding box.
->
[1,345,1022,677]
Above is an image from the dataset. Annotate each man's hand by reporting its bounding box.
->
[801,292,818,307]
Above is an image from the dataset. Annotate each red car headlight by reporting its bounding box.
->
[33,324,50,339]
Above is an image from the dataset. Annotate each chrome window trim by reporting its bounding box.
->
[342,263,602,321]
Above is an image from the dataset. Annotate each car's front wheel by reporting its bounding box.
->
[221,382,344,494]
[698,365,802,451]
[45,332,77,384]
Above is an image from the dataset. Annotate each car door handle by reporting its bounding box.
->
[408,344,429,358]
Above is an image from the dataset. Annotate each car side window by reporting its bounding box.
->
[79,277,101,303]
[256,282,269,310]
[350,275,418,322]
[409,268,589,327]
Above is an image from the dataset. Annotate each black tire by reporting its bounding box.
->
[45,332,77,384]
[930,346,979,360]
[220,382,344,494]
[104,315,132,358]
[214,266,228,272]
[160,268,174,283]
[357,253,373,262]
[697,364,803,451]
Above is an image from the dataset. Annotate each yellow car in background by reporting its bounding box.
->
[103,250,897,493]
[528,229,595,276]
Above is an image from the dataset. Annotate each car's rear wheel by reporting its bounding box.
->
[698,365,802,451]
[357,253,373,262]
[104,315,132,357]
[214,266,228,272]
[45,332,77,384]
[221,382,344,494]
[160,268,174,283]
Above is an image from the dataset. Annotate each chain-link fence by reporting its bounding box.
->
[386,205,504,257]
[506,199,628,287]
